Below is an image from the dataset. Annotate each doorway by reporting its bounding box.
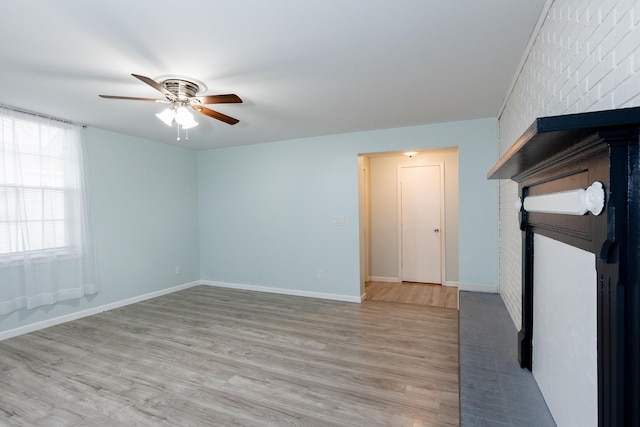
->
[358,149,459,298]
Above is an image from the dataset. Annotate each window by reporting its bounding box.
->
[1,116,74,255]
[0,107,98,315]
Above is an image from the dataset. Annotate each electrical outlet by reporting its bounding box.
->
[317,270,324,280]
[175,265,181,274]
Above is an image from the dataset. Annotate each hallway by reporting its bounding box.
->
[365,281,458,309]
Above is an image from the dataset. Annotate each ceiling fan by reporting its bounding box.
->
[99,73,242,141]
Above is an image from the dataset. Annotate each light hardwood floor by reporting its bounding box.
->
[365,281,459,309]
[0,286,459,426]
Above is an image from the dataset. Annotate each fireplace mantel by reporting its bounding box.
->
[489,106,640,427]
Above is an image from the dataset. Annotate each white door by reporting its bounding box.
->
[400,164,442,283]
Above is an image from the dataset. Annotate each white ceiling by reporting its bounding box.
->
[1,0,546,150]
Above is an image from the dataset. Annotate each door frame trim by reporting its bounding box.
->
[397,162,446,284]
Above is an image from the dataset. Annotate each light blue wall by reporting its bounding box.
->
[1,117,498,334]
[198,118,498,298]
[0,127,200,334]
[87,128,200,299]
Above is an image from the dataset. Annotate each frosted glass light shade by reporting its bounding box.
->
[156,108,175,126]
[181,118,199,129]
[175,106,194,125]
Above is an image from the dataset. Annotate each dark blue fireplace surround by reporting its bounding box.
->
[489,106,640,427]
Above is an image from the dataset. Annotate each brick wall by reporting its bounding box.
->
[499,0,640,328]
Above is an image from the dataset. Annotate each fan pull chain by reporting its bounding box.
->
[174,124,189,142]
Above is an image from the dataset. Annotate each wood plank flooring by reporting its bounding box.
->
[365,281,459,309]
[0,285,459,426]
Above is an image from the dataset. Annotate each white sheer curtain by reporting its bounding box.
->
[0,107,98,315]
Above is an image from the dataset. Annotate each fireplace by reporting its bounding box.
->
[488,107,640,427]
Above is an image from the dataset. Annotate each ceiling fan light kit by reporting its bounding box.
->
[99,73,242,142]
[179,117,199,130]
[155,108,175,126]
[175,106,196,125]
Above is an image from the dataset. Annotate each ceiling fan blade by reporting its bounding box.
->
[195,94,243,104]
[193,106,239,125]
[131,73,174,99]
[99,95,165,102]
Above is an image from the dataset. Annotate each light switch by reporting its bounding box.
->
[332,216,345,226]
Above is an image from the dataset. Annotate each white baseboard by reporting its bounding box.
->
[458,282,499,293]
[200,280,362,303]
[0,281,200,341]
[368,276,401,283]
[444,281,459,288]
[1,279,366,341]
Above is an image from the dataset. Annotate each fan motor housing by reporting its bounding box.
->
[162,79,200,101]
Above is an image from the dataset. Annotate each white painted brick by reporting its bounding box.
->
[565,11,579,40]
[614,0,636,22]
[579,84,602,111]
[577,25,593,54]
[600,10,633,58]
[596,92,616,110]
[614,73,640,105]
[588,9,616,51]
[578,2,594,24]
[600,0,617,22]
[576,48,598,81]
[562,49,577,74]
[613,24,640,65]
[569,52,588,81]
[498,0,640,329]
[588,51,614,89]
[622,92,640,108]
[592,1,603,24]
[567,79,586,110]
[601,55,633,96]
[557,70,573,97]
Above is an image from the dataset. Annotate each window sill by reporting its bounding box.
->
[0,247,80,267]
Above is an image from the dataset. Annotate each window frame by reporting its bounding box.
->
[0,114,81,258]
